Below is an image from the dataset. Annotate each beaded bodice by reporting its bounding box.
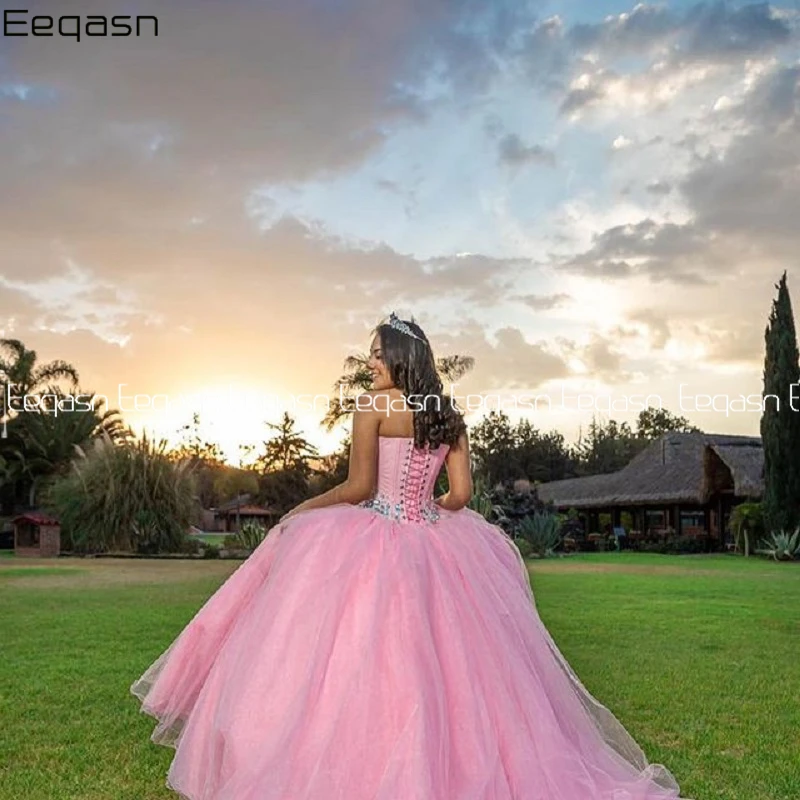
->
[358,436,450,524]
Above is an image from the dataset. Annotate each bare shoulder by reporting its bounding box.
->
[354,389,382,409]
[352,390,387,429]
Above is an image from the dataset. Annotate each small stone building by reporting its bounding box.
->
[13,512,62,558]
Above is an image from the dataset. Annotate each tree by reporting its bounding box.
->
[635,407,700,439]
[0,338,79,401]
[470,410,576,486]
[308,434,351,495]
[470,410,518,485]
[256,412,319,475]
[257,467,310,517]
[573,416,643,476]
[321,351,475,432]
[170,412,225,465]
[213,466,259,504]
[727,501,763,557]
[514,419,575,483]
[760,271,800,535]
[167,413,226,508]
[1,388,128,507]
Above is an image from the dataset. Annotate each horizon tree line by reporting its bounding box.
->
[2,276,799,541]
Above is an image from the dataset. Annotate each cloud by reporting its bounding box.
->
[556,218,719,285]
[520,2,798,117]
[0,210,554,414]
[421,253,538,305]
[1,0,525,179]
[679,65,800,261]
[0,0,538,285]
[568,2,794,62]
[625,308,672,349]
[555,61,800,287]
[645,180,672,196]
[3,0,797,444]
[0,0,555,424]
[700,320,764,365]
[436,322,571,393]
[497,133,557,168]
[550,330,633,384]
[515,292,572,311]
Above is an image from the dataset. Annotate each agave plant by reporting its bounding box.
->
[517,511,562,557]
[754,527,800,561]
[235,518,269,550]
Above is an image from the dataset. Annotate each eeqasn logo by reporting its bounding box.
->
[3,9,159,41]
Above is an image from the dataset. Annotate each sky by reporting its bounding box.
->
[1,0,799,463]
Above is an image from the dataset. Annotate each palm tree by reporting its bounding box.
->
[256,412,319,474]
[727,502,763,557]
[0,338,80,400]
[321,352,476,432]
[2,388,128,506]
[1,338,80,441]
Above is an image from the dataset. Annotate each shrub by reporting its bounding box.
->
[486,482,554,537]
[514,537,534,559]
[202,543,221,559]
[235,518,269,550]
[517,511,562,557]
[44,430,197,555]
[754,527,800,561]
[176,535,201,555]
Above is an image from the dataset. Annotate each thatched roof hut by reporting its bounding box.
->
[536,432,763,509]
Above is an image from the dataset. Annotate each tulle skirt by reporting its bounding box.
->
[130,504,692,799]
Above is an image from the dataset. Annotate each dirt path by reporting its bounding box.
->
[527,557,789,580]
[0,556,241,589]
[1,553,789,590]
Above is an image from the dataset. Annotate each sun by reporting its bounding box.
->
[133,382,346,467]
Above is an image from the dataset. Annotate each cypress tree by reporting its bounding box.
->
[760,271,800,536]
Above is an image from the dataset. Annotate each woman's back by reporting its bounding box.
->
[358,434,450,523]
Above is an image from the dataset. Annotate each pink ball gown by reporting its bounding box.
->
[130,436,692,800]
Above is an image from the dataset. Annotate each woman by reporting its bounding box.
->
[131,312,692,800]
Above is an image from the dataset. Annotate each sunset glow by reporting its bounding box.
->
[1,0,798,460]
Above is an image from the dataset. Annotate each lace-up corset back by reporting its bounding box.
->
[358,436,450,523]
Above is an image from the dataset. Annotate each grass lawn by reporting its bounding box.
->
[1,550,798,799]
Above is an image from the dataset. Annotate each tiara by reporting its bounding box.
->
[388,311,426,343]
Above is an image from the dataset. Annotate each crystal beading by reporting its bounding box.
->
[358,493,441,523]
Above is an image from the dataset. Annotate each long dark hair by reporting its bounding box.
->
[373,315,466,450]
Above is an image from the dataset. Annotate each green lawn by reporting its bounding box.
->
[1,551,798,799]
